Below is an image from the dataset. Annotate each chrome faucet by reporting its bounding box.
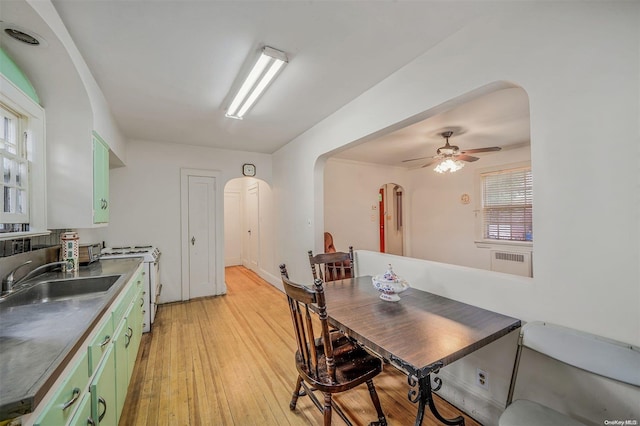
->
[2,260,32,293]
[2,261,67,293]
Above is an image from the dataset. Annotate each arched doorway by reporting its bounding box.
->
[223,177,273,275]
[379,183,404,255]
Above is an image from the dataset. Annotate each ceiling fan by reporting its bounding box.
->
[402,131,502,172]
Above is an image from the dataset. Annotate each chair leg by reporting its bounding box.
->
[290,375,304,410]
[366,380,387,426]
[323,392,333,426]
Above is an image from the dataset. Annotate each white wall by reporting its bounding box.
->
[324,158,408,253]
[28,0,127,162]
[409,145,531,269]
[274,3,639,422]
[92,139,272,303]
[276,1,639,344]
[325,146,532,271]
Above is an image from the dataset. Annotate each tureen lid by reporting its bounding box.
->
[382,264,399,282]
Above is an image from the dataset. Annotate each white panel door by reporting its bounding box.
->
[188,175,216,299]
[246,184,259,272]
[224,191,242,266]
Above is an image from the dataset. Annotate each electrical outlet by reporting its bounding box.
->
[476,368,489,389]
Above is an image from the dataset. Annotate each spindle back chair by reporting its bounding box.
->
[279,264,386,426]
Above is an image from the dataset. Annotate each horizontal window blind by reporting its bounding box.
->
[482,166,532,241]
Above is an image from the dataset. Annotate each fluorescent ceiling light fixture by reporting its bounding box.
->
[226,46,288,119]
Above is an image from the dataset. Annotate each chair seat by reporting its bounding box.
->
[297,337,383,393]
[499,399,587,426]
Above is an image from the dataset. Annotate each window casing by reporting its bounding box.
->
[1,104,30,225]
[481,166,532,242]
[0,74,46,239]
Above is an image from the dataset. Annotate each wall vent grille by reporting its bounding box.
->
[495,252,525,263]
[490,250,532,277]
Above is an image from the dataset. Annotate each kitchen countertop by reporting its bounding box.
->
[0,258,143,421]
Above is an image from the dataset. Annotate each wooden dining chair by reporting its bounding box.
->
[279,264,387,426]
[308,245,354,282]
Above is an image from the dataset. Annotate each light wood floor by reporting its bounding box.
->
[120,266,482,426]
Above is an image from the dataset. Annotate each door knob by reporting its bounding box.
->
[191,236,195,245]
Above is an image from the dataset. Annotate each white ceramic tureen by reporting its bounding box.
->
[372,264,409,302]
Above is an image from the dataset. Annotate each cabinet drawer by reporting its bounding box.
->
[33,351,89,426]
[112,270,142,327]
[112,285,134,327]
[88,318,113,376]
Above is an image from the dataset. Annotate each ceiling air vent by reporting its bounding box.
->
[4,28,40,46]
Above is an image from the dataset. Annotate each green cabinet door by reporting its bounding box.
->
[126,295,143,380]
[90,345,117,426]
[93,132,109,224]
[67,393,93,426]
[113,315,130,423]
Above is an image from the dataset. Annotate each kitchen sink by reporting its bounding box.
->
[0,275,121,308]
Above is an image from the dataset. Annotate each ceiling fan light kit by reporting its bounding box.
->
[404,130,502,173]
[434,158,465,173]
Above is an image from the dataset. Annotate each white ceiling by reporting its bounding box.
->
[333,87,531,168]
[1,1,529,161]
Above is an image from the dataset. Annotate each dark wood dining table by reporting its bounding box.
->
[322,276,521,426]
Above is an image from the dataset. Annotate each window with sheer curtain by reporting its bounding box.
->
[1,103,30,228]
[481,166,532,242]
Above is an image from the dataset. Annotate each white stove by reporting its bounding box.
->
[101,245,160,262]
[101,245,161,333]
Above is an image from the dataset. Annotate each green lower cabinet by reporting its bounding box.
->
[68,394,93,426]
[33,352,89,426]
[90,345,116,426]
[31,268,144,425]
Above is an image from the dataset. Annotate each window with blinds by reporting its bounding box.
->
[1,103,30,226]
[481,166,532,242]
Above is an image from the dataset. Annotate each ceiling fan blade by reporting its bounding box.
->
[460,146,502,154]
[420,159,438,168]
[402,155,436,163]
[456,154,479,162]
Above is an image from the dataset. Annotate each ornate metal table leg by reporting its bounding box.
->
[407,373,465,426]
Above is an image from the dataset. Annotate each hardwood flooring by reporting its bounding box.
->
[120,266,482,426]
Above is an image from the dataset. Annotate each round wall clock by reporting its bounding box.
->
[242,163,256,176]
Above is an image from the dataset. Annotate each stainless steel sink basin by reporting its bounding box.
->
[0,275,120,308]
